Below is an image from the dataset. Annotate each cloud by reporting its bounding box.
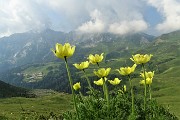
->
[147,0,180,33]
[76,9,105,33]
[108,20,148,35]
[0,0,51,37]
[0,0,149,37]
[76,0,148,34]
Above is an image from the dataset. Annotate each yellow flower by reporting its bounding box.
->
[117,64,137,76]
[73,82,81,91]
[139,78,152,85]
[94,78,107,86]
[52,43,75,59]
[140,71,154,79]
[130,54,153,64]
[108,78,121,85]
[73,61,89,70]
[88,53,104,64]
[123,85,127,92]
[94,68,111,78]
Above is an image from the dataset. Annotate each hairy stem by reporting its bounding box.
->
[128,75,134,115]
[142,64,147,112]
[102,77,110,110]
[83,70,93,92]
[149,85,152,100]
[64,57,80,120]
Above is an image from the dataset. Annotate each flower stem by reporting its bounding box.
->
[102,80,106,99]
[149,85,152,100]
[142,64,147,112]
[128,75,134,115]
[79,91,84,103]
[102,77,110,110]
[79,91,84,98]
[83,70,93,93]
[64,57,80,120]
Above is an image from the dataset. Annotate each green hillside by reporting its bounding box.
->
[135,31,180,118]
[0,90,72,119]
[0,80,28,98]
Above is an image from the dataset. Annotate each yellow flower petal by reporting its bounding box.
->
[140,71,154,79]
[117,64,137,76]
[73,82,81,91]
[130,54,153,64]
[140,78,152,85]
[73,61,89,70]
[51,48,64,59]
[94,78,104,86]
[94,68,111,78]
[88,53,104,64]
[123,85,127,92]
[52,43,75,60]
[108,78,121,85]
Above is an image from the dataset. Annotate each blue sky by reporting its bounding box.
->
[0,0,180,37]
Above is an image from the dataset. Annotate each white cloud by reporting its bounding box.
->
[76,9,105,33]
[0,0,51,37]
[76,0,148,35]
[147,0,180,33]
[0,0,149,37]
[108,20,148,35]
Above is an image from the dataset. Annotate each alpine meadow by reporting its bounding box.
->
[0,30,179,119]
[0,0,180,120]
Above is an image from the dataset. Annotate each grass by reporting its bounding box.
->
[0,91,72,119]
[129,56,180,119]
[155,95,180,119]
[152,75,180,119]
[0,63,180,119]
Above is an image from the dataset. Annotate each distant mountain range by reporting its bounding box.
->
[0,29,155,72]
[0,29,180,92]
[0,29,67,72]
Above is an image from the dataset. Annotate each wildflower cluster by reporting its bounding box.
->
[52,43,178,120]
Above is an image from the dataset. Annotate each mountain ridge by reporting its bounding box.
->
[0,29,155,72]
[0,30,179,89]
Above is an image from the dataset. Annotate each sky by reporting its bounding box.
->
[0,0,180,37]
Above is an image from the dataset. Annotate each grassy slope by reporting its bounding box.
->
[119,31,180,118]
[0,80,27,98]
[0,91,72,119]
[103,31,180,118]
[153,65,180,118]
[137,39,180,118]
